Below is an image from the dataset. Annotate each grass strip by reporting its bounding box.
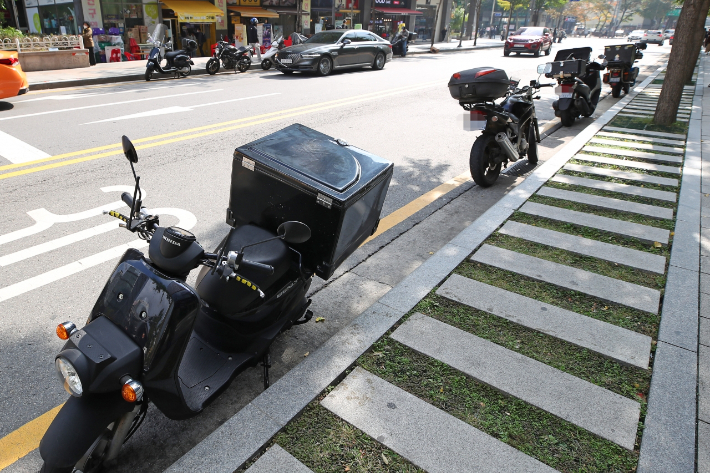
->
[527,194,676,230]
[486,232,666,288]
[585,141,682,157]
[591,136,685,147]
[557,170,678,192]
[249,400,425,473]
[608,116,688,135]
[508,212,672,258]
[359,337,642,472]
[454,259,660,336]
[545,181,677,209]
[568,158,682,178]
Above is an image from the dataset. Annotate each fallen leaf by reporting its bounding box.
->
[603,306,609,310]
[670,232,675,236]
[315,317,325,323]
[440,387,444,392]
[480,402,486,407]
[345,467,351,472]
[634,383,640,388]
[653,241,662,248]
[429,252,434,255]
[505,412,511,416]
[382,453,390,465]
[304,352,310,357]
[637,392,646,400]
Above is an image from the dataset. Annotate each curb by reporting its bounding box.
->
[27,44,503,91]
[166,64,667,473]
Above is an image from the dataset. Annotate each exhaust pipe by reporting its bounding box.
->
[495,132,519,162]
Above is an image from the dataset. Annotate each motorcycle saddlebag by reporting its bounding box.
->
[448,67,509,103]
[604,44,635,67]
[228,124,393,280]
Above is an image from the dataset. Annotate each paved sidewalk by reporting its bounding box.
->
[166,57,706,472]
[23,39,501,91]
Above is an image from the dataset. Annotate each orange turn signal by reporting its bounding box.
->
[56,322,77,340]
[122,379,144,403]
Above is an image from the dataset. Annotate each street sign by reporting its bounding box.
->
[494,12,501,16]
[667,7,681,17]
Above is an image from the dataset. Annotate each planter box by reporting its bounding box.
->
[18,49,90,72]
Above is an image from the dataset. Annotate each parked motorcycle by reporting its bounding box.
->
[261,36,285,70]
[391,32,408,57]
[542,47,606,127]
[38,124,393,473]
[207,40,243,74]
[145,24,194,81]
[602,42,645,98]
[449,67,554,187]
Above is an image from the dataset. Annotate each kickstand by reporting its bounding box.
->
[262,349,271,390]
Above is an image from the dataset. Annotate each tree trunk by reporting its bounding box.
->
[473,0,482,45]
[530,0,539,26]
[683,7,708,83]
[465,0,476,40]
[506,4,513,37]
[431,0,442,49]
[654,0,710,125]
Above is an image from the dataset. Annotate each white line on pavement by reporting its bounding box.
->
[0,130,51,164]
[0,89,221,121]
[16,84,189,102]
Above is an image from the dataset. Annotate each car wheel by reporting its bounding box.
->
[533,49,540,57]
[504,49,510,57]
[317,56,332,76]
[372,52,385,70]
[516,52,521,56]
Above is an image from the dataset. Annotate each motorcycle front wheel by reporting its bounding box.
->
[560,109,576,127]
[207,58,220,75]
[470,134,502,187]
[261,59,272,70]
[144,69,152,81]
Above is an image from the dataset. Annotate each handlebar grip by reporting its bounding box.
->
[108,210,129,223]
[240,259,274,275]
[121,192,134,209]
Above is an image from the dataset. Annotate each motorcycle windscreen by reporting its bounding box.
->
[148,23,166,44]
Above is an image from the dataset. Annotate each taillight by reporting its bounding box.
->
[475,68,496,78]
[453,72,461,79]
[0,57,19,66]
[611,70,621,77]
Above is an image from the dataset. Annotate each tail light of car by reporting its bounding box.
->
[0,57,19,66]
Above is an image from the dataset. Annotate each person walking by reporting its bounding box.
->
[82,22,96,66]
[247,18,262,61]
[552,28,557,43]
[194,26,206,56]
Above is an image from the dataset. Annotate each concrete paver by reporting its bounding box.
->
[595,132,685,145]
[437,274,652,368]
[563,163,679,187]
[699,421,710,473]
[550,174,678,202]
[245,445,313,473]
[321,367,556,473]
[573,154,681,175]
[588,138,684,154]
[391,313,641,450]
[471,244,661,314]
[582,146,683,164]
[519,201,671,245]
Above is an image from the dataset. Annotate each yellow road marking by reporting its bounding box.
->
[0,172,472,471]
[0,404,63,469]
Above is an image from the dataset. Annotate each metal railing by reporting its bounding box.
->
[0,35,84,52]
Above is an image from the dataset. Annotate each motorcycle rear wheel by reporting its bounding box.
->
[527,122,538,164]
[470,134,502,188]
[611,84,622,98]
[560,109,576,127]
[207,59,220,75]
[237,59,250,73]
[261,59,272,70]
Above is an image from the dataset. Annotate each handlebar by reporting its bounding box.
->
[240,259,274,275]
[121,192,134,210]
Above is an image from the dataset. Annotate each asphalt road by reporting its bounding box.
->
[0,37,669,472]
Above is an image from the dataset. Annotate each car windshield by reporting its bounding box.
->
[305,32,344,44]
[513,27,544,36]
[648,30,661,34]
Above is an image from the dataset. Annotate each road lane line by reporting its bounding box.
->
[0,89,221,122]
[0,404,63,470]
[0,82,438,181]
[0,130,51,164]
[17,83,191,102]
[0,82,437,174]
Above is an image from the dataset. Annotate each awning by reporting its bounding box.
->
[161,0,224,22]
[270,7,309,15]
[227,6,279,18]
[372,7,422,15]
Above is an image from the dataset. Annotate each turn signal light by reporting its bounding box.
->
[122,379,144,402]
[56,322,77,340]
[0,57,19,66]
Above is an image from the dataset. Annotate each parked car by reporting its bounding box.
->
[663,29,675,39]
[615,29,626,37]
[274,30,393,76]
[503,26,553,57]
[642,30,664,45]
[627,30,646,42]
[0,51,28,100]
[670,34,674,45]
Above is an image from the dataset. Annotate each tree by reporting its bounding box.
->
[529,0,566,26]
[565,0,593,28]
[639,0,673,28]
[498,0,527,32]
[654,0,710,125]
[616,0,644,28]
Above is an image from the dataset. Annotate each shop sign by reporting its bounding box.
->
[179,11,217,20]
[262,23,271,47]
[215,0,227,28]
[302,0,311,10]
[38,0,54,6]
[26,6,40,33]
[302,12,309,30]
[143,0,159,28]
[234,23,246,45]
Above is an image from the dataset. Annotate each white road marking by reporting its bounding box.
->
[0,186,142,246]
[17,83,191,102]
[83,93,281,124]
[0,130,51,164]
[0,207,196,304]
[0,89,221,121]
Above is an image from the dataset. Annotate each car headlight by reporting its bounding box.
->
[56,357,83,397]
[301,53,320,58]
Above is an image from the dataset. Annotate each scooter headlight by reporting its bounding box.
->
[56,357,83,397]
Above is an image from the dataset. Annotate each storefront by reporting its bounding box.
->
[226,4,277,45]
[161,0,224,55]
[413,2,434,40]
[24,0,79,34]
[370,0,420,38]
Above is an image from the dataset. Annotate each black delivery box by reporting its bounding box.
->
[448,67,509,103]
[546,59,586,77]
[604,44,636,66]
[229,124,393,280]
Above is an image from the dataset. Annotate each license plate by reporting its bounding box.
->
[559,92,573,98]
[464,112,487,131]
[514,44,524,47]
[281,58,292,64]
[609,77,620,83]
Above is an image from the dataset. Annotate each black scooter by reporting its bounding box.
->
[145,25,195,81]
[542,47,606,127]
[602,42,646,97]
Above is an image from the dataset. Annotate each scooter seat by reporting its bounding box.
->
[165,50,184,60]
[196,225,290,317]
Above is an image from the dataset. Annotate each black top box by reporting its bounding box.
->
[229,124,393,280]
[448,67,509,104]
[604,44,636,66]
[546,59,586,77]
[554,47,592,62]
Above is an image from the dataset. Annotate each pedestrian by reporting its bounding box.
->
[704,30,710,54]
[247,17,262,61]
[398,23,409,57]
[184,28,197,57]
[82,22,96,66]
[552,27,557,43]
[194,26,206,56]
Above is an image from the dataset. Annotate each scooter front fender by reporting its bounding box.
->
[39,393,135,469]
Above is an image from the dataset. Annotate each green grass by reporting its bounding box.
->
[557,169,678,192]
[359,337,642,472]
[608,116,689,135]
[591,135,685,148]
[568,158,682,178]
[544,181,677,209]
[584,141,683,157]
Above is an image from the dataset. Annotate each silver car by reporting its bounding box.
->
[627,30,645,42]
[664,29,675,39]
[643,30,664,45]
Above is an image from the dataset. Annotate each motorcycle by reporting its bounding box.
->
[542,47,606,127]
[207,40,243,74]
[38,124,393,473]
[449,67,555,187]
[602,42,646,98]
[145,24,195,81]
[391,32,408,57]
[261,36,285,70]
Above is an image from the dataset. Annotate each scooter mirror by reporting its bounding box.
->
[536,64,546,74]
[122,135,138,163]
[598,54,605,59]
[277,221,311,244]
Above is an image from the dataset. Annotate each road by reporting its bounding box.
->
[0,37,669,472]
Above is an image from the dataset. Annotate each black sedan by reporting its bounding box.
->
[275,30,393,76]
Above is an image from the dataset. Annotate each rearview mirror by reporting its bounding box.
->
[277,221,311,244]
[598,54,605,59]
[122,135,138,163]
[537,64,545,74]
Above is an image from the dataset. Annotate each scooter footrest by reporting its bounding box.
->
[293,309,314,325]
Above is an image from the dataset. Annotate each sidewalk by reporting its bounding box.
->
[166,58,706,472]
[23,39,502,91]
